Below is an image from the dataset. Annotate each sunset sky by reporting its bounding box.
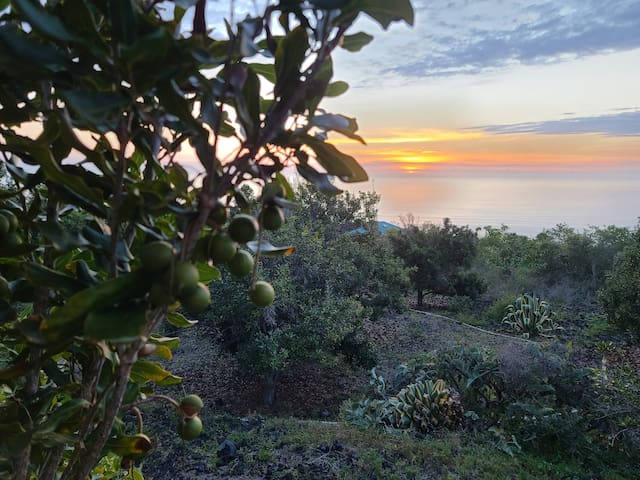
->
[203,1,640,231]
[322,0,640,176]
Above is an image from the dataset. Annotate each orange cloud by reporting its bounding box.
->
[330,129,640,173]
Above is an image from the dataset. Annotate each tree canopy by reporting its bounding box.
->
[0,1,414,478]
[390,218,480,306]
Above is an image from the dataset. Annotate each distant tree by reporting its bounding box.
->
[599,229,640,338]
[528,224,633,290]
[390,218,480,306]
[209,186,410,406]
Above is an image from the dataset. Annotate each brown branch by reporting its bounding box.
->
[61,309,166,480]
[193,0,206,37]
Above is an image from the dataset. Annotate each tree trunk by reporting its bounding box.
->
[262,370,278,407]
[417,289,424,307]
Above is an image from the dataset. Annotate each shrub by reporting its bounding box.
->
[483,294,517,324]
[599,230,640,338]
[497,343,591,407]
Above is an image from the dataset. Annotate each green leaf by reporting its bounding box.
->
[248,63,276,83]
[37,221,89,252]
[121,27,170,66]
[5,157,43,188]
[247,240,295,257]
[25,263,86,295]
[130,360,181,386]
[310,113,365,144]
[156,80,199,129]
[236,67,261,142]
[341,32,374,52]
[275,26,308,99]
[350,0,414,29]
[300,135,368,183]
[275,172,295,201]
[44,270,151,338]
[166,311,197,328]
[109,0,139,45]
[59,90,129,132]
[29,146,105,215]
[149,334,180,350]
[310,0,350,8]
[84,303,148,343]
[36,399,90,434]
[196,263,221,284]
[296,163,343,195]
[325,81,349,97]
[12,0,75,42]
[0,25,71,72]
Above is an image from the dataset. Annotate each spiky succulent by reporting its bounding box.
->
[383,379,464,432]
[503,293,560,338]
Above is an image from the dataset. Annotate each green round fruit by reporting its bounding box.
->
[171,262,199,295]
[210,204,229,225]
[0,210,18,232]
[0,276,10,300]
[228,214,258,243]
[148,282,174,306]
[179,282,210,313]
[249,281,275,307]
[209,233,237,264]
[178,416,203,441]
[261,182,285,202]
[227,250,254,278]
[4,233,23,248]
[261,205,284,231]
[140,241,175,273]
[179,394,204,417]
[0,215,10,238]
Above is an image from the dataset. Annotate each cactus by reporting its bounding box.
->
[502,293,560,338]
[383,379,465,432]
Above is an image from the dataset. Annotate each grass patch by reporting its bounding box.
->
[143,413,636,479]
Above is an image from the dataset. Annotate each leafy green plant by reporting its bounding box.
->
[345,371,464,434]
[427,346,505,413]
[0,1,414,478]
[503,293,560,338]
[384,379,465,432]
[599,229,640,338]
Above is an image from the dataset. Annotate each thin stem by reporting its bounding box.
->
[131,407,144,434]
[121,394,181,412]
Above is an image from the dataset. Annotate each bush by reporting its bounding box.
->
[452,271,487,299]
[483,294,517,324]
[599,230,640,338]
[497,343,591,408]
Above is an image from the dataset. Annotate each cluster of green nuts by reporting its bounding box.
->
[205,197,280,308]
[177,394,204,441]
[140,241,210,314]
[0,209,22,248]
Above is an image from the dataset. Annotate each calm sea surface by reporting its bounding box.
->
[356,168,640,236]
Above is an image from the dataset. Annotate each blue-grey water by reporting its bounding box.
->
[355,167,640,236]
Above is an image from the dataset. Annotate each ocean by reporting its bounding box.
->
[352,167,640,236]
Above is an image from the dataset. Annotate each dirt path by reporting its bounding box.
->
[365,309,537,376]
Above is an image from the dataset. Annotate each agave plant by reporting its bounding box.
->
[383,379,465,432]
[502,293,560,338]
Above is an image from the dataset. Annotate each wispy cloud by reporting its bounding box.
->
[391,0,640,77]
[479,110,640,136]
